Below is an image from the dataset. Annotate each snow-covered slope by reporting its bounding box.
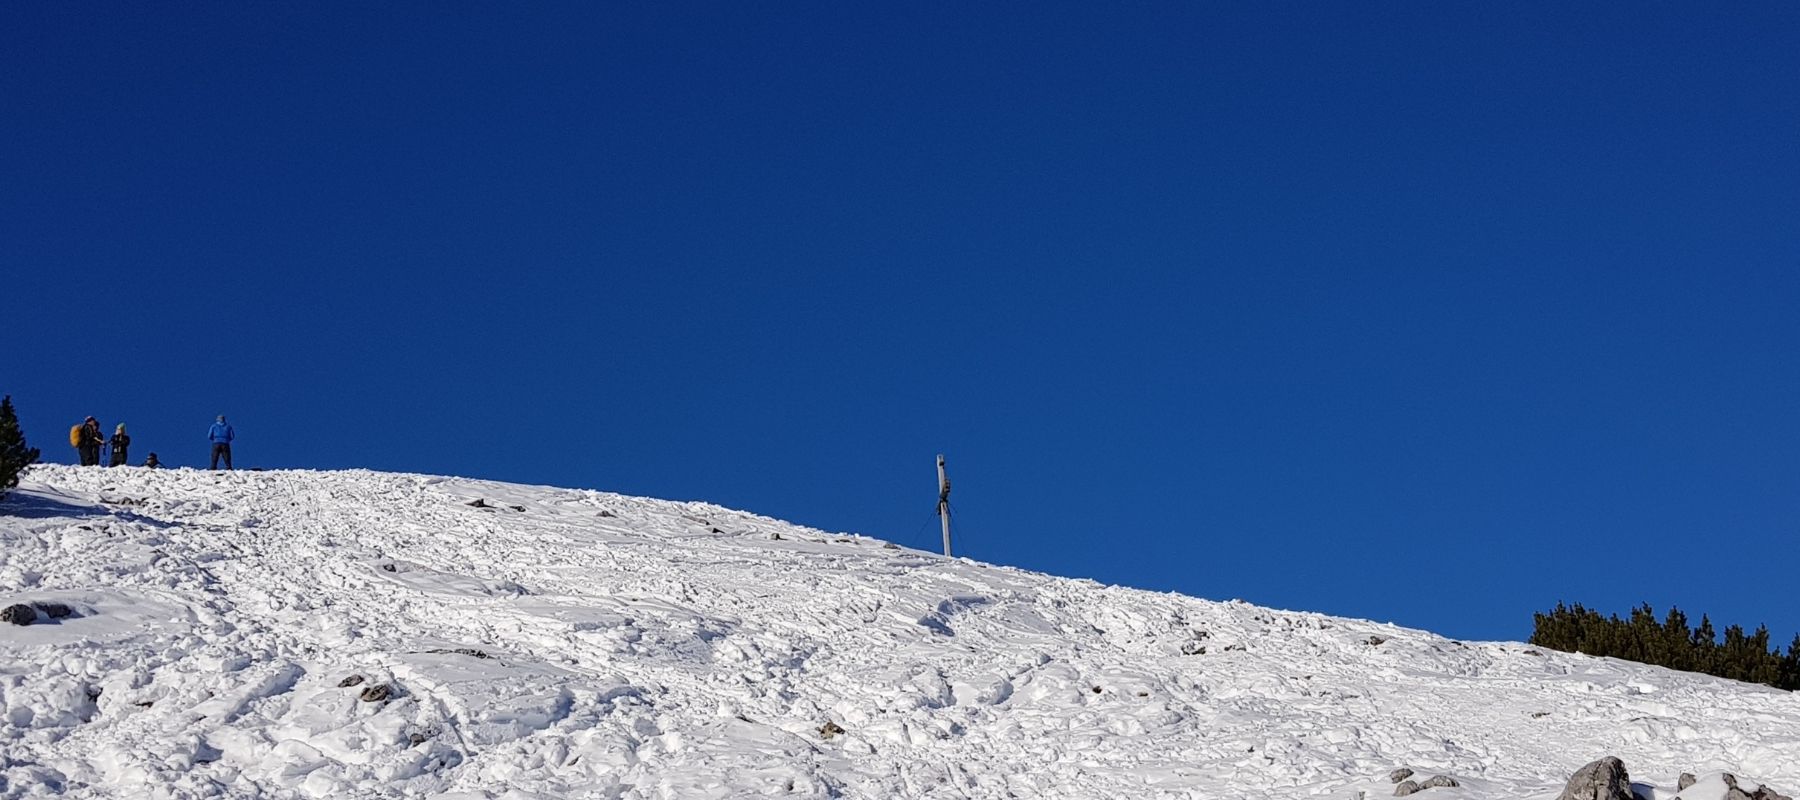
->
[2,466,1797,799]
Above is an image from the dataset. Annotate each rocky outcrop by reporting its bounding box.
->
[35,602,72,619]
[6,601,78,625]
[1718,773,1793,800]
[1,603,35,625]
[1390,772,1460,796]
[1557,759,1791,800]
[1558,757,1633,800]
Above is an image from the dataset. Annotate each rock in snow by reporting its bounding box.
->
[35,601,74,619]
[4,465,1800,798]
[1,602,35,625]
[1559,757,1635,800]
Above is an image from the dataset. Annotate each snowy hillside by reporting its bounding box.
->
[3,466,1797,799]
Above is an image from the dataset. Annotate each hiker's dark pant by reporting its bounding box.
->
[77,445,100,466]
[109,446,128,467]
[210,443,233,470]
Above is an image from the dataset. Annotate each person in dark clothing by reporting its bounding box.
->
[143,452,162,469]
[75,417,104,466]
[208,415,235,470]
[109,423,131,467]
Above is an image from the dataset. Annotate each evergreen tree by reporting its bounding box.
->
[1628,603,1661,663]
[1746,625,1780,686]
[1661,607,1692,672]
[0,395,40,501]
[1598,610,1628,659]
[1720,624,1751,682]
[1779,634,1800,691]
[1532,603,1796,691]
[1692,615,1718,673]
[1530,602,1576,651]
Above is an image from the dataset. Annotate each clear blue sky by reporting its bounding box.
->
[6,4,1798,644]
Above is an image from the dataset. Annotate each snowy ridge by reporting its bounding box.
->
[2,466,1797,799]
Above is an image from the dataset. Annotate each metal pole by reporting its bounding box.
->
[937,454,952,557]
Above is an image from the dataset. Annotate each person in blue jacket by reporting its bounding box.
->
[208,415,235,470]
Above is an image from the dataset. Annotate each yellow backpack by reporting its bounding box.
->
[70,424,83,446]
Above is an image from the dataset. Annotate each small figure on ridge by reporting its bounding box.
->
[208,415,235,471]
[109,423,131,467]
[71,416,104,466]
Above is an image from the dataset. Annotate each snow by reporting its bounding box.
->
[1,465,1797,798]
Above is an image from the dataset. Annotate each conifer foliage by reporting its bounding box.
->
[1531,602,1800,690]
[0,395,41,501]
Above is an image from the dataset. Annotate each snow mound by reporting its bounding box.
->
[3,465,1797,798]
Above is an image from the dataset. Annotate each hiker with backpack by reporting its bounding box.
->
[208,415,235,470]
[109,423,131,467]
[70,417,103,466]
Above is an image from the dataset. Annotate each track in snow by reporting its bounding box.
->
[3,466,1798,798]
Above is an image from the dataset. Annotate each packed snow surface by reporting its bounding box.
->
[3,466,1798,799]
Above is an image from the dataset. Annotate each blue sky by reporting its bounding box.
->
[5,3,1797,644]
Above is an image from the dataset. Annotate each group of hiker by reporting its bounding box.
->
[69,415,237,470]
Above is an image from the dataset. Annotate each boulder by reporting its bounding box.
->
[34,602,73,619]
[1725,782,1792,800]
[1390,769,1415,784]
[1422,776,1460,789]
[1558,757,1633,800]
[1,604,35,626]
[1395,780,1422,797]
